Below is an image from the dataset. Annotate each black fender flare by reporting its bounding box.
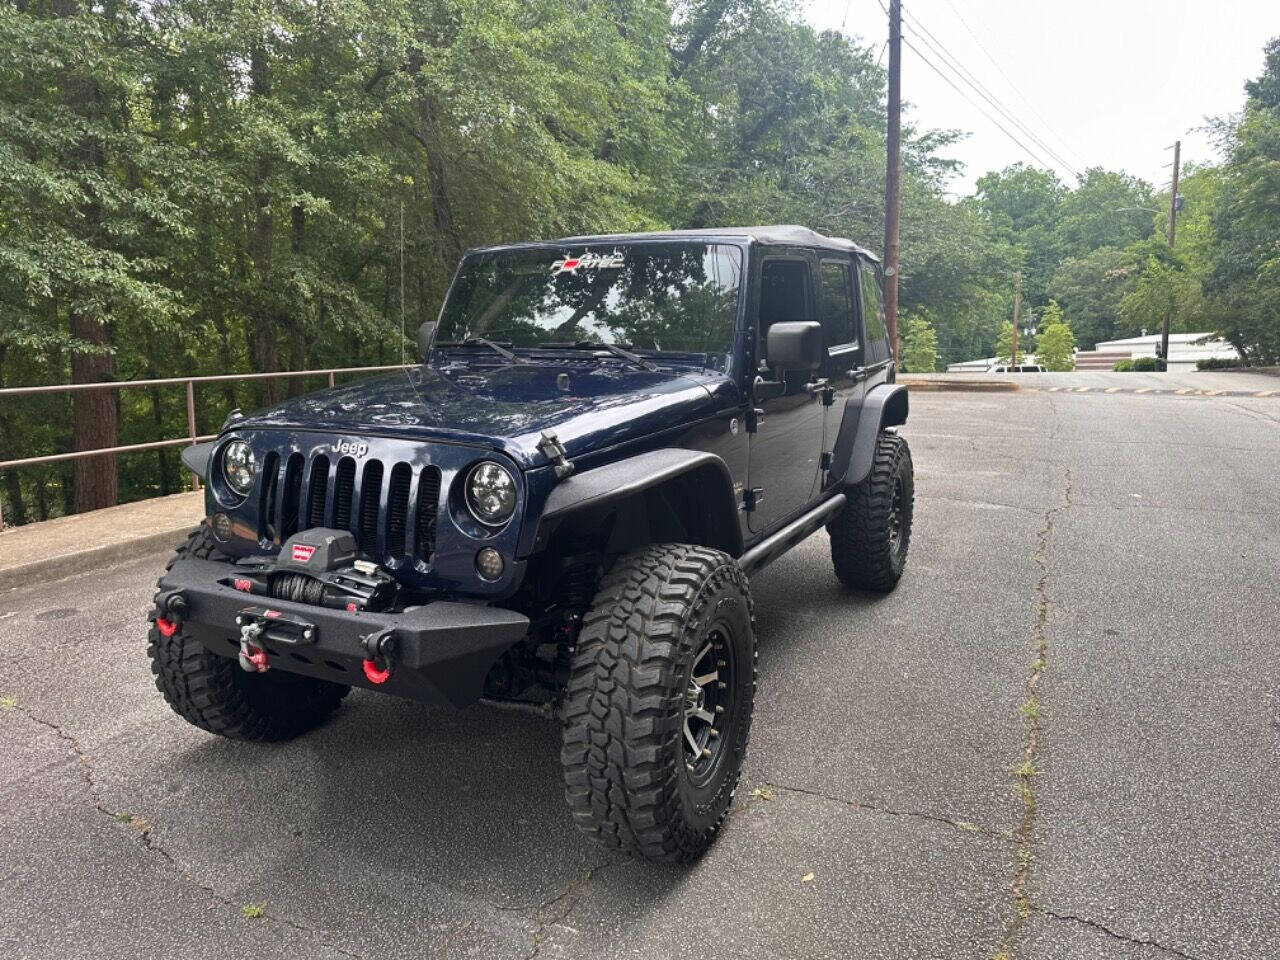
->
[181,441,215,481]
[531,448,744,557]
[828,383,909,488]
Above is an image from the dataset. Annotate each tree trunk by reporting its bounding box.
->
[70,306,118,513]
[418,94,462,264]
[56,0,118,513]
[0,345,29,526]
[250,44,280,407]
[288,204,306,397]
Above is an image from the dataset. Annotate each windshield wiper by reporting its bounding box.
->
[435,337,526,363]
[542,340,658,372]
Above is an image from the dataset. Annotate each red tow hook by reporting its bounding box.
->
[360,627,396,685]
[362,659,391,685]
[155,617,179,638]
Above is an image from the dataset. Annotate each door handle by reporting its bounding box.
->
[805,378,830,395]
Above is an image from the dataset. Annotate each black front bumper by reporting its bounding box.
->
[156,553,530,706]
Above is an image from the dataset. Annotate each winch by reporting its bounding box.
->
[217,528,398,613]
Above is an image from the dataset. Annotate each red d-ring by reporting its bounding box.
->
[155,617,178,638]
[362,659,391,685]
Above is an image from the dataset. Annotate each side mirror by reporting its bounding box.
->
[417,321,437,362]
[766,321,824,372]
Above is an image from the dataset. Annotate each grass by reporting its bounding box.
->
[241,902,267,919]
[0,695,18,710]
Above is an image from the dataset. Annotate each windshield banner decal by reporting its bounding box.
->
[551,251,625,276]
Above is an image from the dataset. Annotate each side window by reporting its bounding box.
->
[858,261,887,344]
[818,260,855,348]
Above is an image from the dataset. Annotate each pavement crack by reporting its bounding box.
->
[519,858,628,960]
[1036,907,1204,960]
[759,781,1015,843]
[4,705,369,959]
[994,463,1073,958]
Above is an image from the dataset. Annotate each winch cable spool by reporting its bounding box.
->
[270,571,327,607]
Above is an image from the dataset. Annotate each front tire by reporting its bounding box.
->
[147,525,349,742]
[829,432,914,592]
[560,544,756,863]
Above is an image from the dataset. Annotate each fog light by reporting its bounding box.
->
[211,512,232,541]
[475,547,504,581]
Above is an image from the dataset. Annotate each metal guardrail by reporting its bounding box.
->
[0,364,414,528]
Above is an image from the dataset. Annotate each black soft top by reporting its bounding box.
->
[469,225,880,262]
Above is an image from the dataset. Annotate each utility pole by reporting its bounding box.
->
[1160,139,1181,366]
[884,0,902,367]
[1011,272,1022,368]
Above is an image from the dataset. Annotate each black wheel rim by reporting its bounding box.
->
[683,625,735,782]
[888,474,905,555]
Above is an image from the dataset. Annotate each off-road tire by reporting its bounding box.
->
[561,544,756,863]
[829,432,914,592]
[147,524,349,741]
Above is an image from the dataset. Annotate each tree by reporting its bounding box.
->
[1058,167,1157,258]
[1204,37,1280,364]
[994,323,1022,367]
[901,312,939,373]
[1120,255,1204,340]
[1035,303,1076,371]
[1048,246,1141,349]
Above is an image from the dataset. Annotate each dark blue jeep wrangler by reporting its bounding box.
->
[149,225,913,863]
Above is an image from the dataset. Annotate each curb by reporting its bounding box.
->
[900,379,1020,393]
[0,489,203,592]
[0,524,196,592]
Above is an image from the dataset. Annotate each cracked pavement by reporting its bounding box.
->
[2,378,1278,958]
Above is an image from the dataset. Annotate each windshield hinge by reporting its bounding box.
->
[538,431,575,479]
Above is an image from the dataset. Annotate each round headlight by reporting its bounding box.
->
[466,461,516,526]
[222,440,256,496]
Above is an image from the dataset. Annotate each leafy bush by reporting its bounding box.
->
[1112,357,1167,372]
[1196,356,1241,370]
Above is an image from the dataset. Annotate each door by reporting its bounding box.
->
[746,254,827,533]
[817,257,864,484]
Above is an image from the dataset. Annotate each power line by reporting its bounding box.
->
[901,35,1069,178]
[901,8,1082,181]
[934,0,1090,170]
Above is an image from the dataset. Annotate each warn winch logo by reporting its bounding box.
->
[291,543,316,563]
[332,440,368,458]
[550,251,625,276]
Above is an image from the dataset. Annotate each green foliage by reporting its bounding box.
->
[901,311,938,373]
[1119,255,1204,339]
[1033,305,1075,371]
[1048,246,1140,349]
[1114,356,1165,372]
[994,322,1022,368]
[1196,356,1241,370]
[1204,37,1280,365]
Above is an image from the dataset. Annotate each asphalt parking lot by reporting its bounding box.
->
[2,374,1278,959]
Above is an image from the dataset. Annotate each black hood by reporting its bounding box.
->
[234,361,731,468]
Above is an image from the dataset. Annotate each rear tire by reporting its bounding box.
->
[829,433,914,592]
[147,525,349,742]
[560,544,756,863]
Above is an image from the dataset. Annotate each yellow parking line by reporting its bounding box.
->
[1135,387,1153,394]
[1048,386,1061,392]
[1256,390,1276,397]
[1204,389,1223,396]
[1176,388,1192,395]
[1076,387,1090,392]
[1105,387,1121,393]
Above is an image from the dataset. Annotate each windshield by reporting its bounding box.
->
[436,242,743,369]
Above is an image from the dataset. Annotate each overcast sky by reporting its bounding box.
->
[804,0,1279,196]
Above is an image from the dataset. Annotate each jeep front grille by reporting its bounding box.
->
[258,452,441,564]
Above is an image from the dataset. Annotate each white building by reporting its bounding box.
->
[947,333,1238,373]
[1085,333,1238,371]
